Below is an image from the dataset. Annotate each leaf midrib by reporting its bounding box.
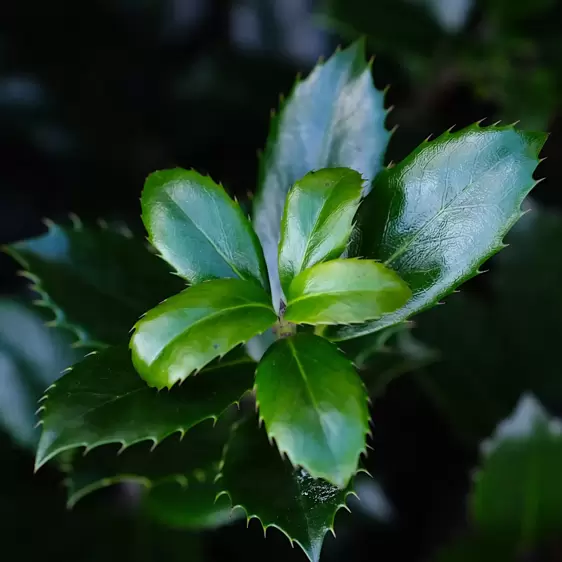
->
[288,287,392,307]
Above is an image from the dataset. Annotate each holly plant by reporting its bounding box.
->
[5,40,546,562]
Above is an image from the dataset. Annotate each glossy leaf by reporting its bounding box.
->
[278,168,363,295]
[472,394,562,548]
[142,168,269,290]
[5,223,183,347]
[218,416,356,562]
[331,124,547,341]
[0,298,79,449]
[255,333,369,487]
[36,345,255,470]
[284,259,411,326]
[253,39,390,308]
[130,278,276,388]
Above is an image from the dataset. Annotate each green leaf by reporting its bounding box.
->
[217,416,356,562]
[284,259,411,326]
[5,223,183,347]
[471,394,562,548]
[278,168,363,295]
[0,298,79,449]
[142,168,269,291]
[255,333,369,487]
[144,479,238,530]
[36,345,255,470]
[65,414,234,507]
[330,124,547,341]
[253,40,390,307]
[130,278,276,388]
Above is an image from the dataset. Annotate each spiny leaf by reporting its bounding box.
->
[471,394,562,548]
[4,223,183,347]
[35,345,255,470]
[217,416,357,562]
[255,333,369,488]
[330,124,548,341]
[142,168,269,291]
[253,39,390,308]
[130,278,276,388]
[284,259,411,326]
[65,414,233,507]
[278,167,363,295]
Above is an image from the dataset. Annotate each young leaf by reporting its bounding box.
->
[65,415,232,507]
[217,416,356,562]
[130,278,276,388]
[330,125,547,341]
[278,167,363,295]
[253,40,390,307]
[36,345,255,470]
[284,259,411,325]
[255,333,369,487]
[5,223,183,347]
[142,168,269,291]
[472,394,562,548]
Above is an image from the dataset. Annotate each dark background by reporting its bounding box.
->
[1,1,562,561]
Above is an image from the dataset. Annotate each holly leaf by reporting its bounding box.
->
[4,223,183,347]
[253,39,390,308]
[217,416,356,562]
[0,298,80,449]
[36,345,255,470]
[255,333,369,487]
[278,168,363,295]
[142,168,269,291]
[284,259,411,326]
[471,394,562,548]
[330,124,547,341]
[130,278,276,388]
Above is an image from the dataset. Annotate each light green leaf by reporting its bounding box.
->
[278,168,363,295]
[130,278,276,388]
[217,416,356,562]
[36,345,255,470]
[142,168,269,290]
[0,298,79,449]
[5,223,183,347]
[472,394,562,548]
[330,124,547,341]
[255,333,369,487]
[253,39,390,308]
[284,259,411,326]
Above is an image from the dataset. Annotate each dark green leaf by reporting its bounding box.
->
[5,223,183,347]
[472,394,562,548]
[278,168,363,295]
[0,298,79,449]
[255,333,369,487]
[330,124,547,341]
[65,415,232,507]
[218,416,356,562]
[284,259,411,326]
[130,278,276,388]
[36,345,255,470]
[253,40,390,307]
[142,168,269,290]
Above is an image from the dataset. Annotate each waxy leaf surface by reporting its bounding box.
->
[284,259,411,325]
[142,168,269,290]
[253,40,390,307]
[130,278,276,388]
[5,223,183,347]
[255,333,369,487]
[36,346,255,469]
[218,416,355,562]
[330,125,547,341]
[278,167,363,295]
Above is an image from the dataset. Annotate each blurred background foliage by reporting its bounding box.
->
[2,0,562,560]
